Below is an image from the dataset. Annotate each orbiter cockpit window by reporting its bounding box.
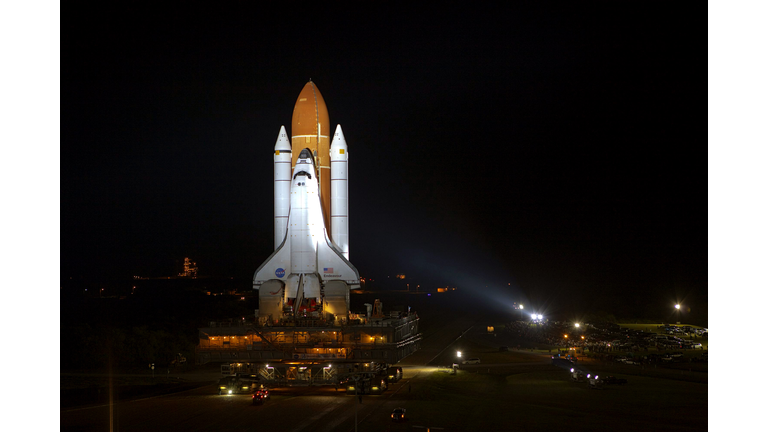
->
[294,171,312,179]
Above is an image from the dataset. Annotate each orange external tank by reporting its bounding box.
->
[291,81,331,234]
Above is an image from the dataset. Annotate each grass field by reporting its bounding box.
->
[385,361,707,432]
[386,323,708,431]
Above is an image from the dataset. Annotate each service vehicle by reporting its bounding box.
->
[218,376,252,395]
[570,368,585,382]
[391,407,406,422]
[461,358,481,365]
[587,374,603,390]
[387,366,403,383]
[251,387,270,404]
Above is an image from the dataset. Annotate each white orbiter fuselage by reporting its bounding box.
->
[254,136,359,321]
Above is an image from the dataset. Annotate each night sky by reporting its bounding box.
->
[60,4,705,322]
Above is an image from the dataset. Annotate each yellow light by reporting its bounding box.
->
[564,335,568,338]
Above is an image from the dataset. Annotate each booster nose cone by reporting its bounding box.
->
[330,124,347,153]
[275,125,291,152]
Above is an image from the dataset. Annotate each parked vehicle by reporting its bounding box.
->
[602,376,627,385]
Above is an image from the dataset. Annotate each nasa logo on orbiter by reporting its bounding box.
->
[275,268,285,278]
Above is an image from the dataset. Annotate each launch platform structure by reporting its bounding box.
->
[195,308,420,387]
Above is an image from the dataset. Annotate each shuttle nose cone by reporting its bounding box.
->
[299,148,312,160]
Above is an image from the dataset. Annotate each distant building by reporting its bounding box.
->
[179,258,198,278]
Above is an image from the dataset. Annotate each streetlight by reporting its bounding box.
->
[574,323,580,328]
[456,351,462,358]
[675,304,680,310]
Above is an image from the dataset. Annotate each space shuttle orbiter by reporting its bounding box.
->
[253,82,359,323]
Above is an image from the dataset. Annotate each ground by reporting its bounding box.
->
[61,320,707,431]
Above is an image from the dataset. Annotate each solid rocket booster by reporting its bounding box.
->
[330,124,349,259]
[273,126,291,249]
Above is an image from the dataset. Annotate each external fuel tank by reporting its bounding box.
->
[291,81,331,235]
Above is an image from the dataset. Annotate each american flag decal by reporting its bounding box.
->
[323,268,333,273]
